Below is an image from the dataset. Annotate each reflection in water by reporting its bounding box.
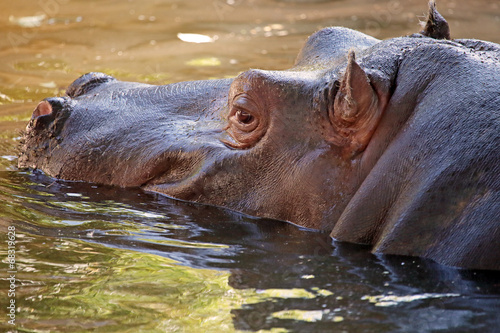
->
[1,171,499,332]
[1,0,500,331]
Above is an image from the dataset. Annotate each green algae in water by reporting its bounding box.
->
[5,236,244,333]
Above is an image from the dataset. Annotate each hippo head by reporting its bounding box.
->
[19,3,500,270]
[19,26,384,230]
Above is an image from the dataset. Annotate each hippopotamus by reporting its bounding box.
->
[18,3,500,270]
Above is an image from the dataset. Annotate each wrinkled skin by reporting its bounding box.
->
[19,4,500,270]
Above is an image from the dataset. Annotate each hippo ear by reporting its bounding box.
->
[328,51,387,157]
[420,1,450,40]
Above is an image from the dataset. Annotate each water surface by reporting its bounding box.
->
[1,0,500,332]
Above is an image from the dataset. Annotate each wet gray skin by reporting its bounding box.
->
[19,4,500,270]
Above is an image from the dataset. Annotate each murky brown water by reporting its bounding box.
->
[1,0,500,332]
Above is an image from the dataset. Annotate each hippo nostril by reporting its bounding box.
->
[66,72,116,98]
[31,97,66,120]
[33,101,52,118]
[28,97,70,132]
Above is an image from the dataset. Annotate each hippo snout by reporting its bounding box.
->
[65,72,116,98]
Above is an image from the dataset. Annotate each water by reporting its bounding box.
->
[1,0,500,332]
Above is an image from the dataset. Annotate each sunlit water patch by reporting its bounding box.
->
[362,293,461,307]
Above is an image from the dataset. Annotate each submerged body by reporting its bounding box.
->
[19,4,500,270]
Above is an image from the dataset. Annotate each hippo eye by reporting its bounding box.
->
[236,109,254,124]
[223,94,268,149]
[228,95,260,132]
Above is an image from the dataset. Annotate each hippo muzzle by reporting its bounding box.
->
[20,73,234,188]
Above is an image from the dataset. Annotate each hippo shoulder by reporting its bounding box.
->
[330,37,500,270]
